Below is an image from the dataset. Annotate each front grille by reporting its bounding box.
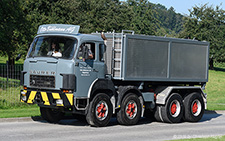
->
[30,75,55,88]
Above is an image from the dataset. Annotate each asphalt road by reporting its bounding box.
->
[0,111,225,141]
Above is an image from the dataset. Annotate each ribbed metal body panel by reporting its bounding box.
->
[92,32,209,83]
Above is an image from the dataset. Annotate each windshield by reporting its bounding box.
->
[27,36,77,59]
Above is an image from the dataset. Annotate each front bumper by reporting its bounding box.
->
[20,90,74,108]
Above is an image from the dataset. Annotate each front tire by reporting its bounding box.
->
[86,93,113,127]
[117,93,142,125]
[40,107,64,123]
[183,93,205,122]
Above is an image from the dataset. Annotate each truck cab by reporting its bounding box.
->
[21,25,110,124]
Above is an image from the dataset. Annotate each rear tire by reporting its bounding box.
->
[154,106,162,122]
[40,107,64,123]
[183,93,204,122]
[86,93,113,127]
[117,93,142,125]
[160,93,184,123]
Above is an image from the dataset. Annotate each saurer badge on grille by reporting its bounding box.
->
[30,70,56,75]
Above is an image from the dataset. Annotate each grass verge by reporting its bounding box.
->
[173,135,224,141]
[0,106,40,118]
[205,68,225,110]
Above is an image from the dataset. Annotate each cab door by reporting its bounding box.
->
[74,42,105,98]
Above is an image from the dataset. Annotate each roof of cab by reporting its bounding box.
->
[36,24,103,42]
[76,34,103,42]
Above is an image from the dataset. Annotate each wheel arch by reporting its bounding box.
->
[88,79,116,100]
[87,79,116,114]
[117,86,143,108]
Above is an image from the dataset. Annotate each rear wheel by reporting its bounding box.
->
[117,93,142,125]
[154,106,162,122]
[40,107,64,123]
[86,93,113,127]
[160,93,184,123]
[183,93,204,122]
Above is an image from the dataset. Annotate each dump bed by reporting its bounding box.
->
[93,32,209,83]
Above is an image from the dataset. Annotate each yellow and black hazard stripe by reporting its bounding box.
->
[21,90,73,107]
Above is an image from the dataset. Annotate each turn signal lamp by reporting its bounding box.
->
[62,89,73,93]
[63,89,69,93]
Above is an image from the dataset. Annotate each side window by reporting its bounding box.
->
[77,42,95,60]
[99,44,105,62]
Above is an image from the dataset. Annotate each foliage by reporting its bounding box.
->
[179,4,225,62]
[22,0,158,34]
[2,0,225,65]
[0,0,31,64]
[126,0,159,35]
[151,3,184,37]
[0,56,24,64]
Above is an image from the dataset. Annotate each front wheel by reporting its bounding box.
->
[40,107,64,123]
[117,93,142,125]
[86,93,113,127]
[183,93,205,122]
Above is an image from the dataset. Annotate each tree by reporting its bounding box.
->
[150,3,184,36]
[0,0,30,65]
[126,0,159,35]
[179,4,225,63]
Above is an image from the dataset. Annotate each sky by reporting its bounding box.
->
[148,0,225,15]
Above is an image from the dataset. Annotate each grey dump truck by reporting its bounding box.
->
[20,24,209,127]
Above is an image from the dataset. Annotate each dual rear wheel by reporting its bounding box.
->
[183,92,205,122]
[154,93,204,123]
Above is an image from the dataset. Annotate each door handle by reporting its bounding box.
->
[75,62,87,67]
[93,69,98,72]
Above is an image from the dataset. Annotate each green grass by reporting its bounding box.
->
[173,135,224,141]
[0,106,40,118]
[0,77,23,109]
[205,67,225,110]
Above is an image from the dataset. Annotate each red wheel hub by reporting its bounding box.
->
[126,103,136,117]
[97,103,106,118]
[171,103,177,115]
[192,102,198,114]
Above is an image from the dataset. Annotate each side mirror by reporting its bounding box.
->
[16,54,21,61]
[82,46,89,61]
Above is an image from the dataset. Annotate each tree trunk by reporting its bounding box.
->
[209,57,214,70]
[7,56,15,79]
